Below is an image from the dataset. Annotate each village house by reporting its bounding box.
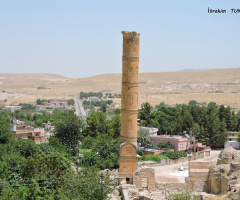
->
[12,126,47,144]
[49,99,68,106]
[111,103,119,108]
[224,132,240,149]
[89,96,100,102]
[4,105,22,110]
[149,135,202,152]
[137,126,158,136]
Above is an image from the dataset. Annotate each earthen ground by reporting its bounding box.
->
[153,150,221,183]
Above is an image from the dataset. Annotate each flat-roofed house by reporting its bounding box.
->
[13,126,47,144]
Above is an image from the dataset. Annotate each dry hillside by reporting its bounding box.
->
[1,68,240,111]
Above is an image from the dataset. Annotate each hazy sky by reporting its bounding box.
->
[0,0,239,78]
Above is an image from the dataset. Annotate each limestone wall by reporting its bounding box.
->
[156,182,186,193]
[186,161,215,192]
[133,167,156,191]
[208,164,230,195]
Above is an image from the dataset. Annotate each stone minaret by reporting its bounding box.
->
[119,31,140,183]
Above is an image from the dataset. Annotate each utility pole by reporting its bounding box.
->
[188,128,193,161]
[101,173,103,200]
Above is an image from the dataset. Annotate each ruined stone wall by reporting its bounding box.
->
[133,167,156,191]
[217,147,239,165]
[189,161,214,170]
[208,164,230,195]
[186,161,215,192]
[156,182,186,193]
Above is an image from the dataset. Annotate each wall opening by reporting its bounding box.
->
[126,177,130,184]
[142,177,148,188]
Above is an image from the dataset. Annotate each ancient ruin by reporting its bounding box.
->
[117,32,240,200]
[187,147,240,199]
[119,31,140,183]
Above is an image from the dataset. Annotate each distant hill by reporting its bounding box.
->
[1,68,240,111]
[178,68,220,72]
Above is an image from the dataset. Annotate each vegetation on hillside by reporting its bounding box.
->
[80,91,103,99]
[0,110,117,199]
[80,91,121,99]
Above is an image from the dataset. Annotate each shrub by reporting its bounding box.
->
[139,154,167,162]
[80,151,98,167]
[168,190,200,200]
[160,151,187,159]
[157,141,174,149]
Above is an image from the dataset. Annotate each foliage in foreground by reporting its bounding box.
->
[168,190,200,200]
[0,114,114,199]
[54,112,85,155]
[59,168,114,200]
[81,134,120,170]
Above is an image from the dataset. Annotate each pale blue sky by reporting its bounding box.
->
[0,0,239,78]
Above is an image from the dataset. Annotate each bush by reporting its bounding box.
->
[81,135,95,149]
[161,151,187,159]
[137,147,144,156]
[168,190,200,200]
[80,152,98,167]
[68,99,74,106]
[157,141,174,149]
[139,154,167,162]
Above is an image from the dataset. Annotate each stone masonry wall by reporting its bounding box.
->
[133,167,156,191]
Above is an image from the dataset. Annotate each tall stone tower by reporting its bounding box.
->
[119,31,140,183]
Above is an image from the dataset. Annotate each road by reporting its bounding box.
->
[74,96,86,120]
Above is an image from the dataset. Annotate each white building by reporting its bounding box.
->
[224,141,240,150]
[137,126,158,136]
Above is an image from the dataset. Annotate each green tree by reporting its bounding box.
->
[154,106,179,135]
[231,110,238,131]
[80,151,98,167]
[100,103,107,113]
[54,112,84,155]
[137,131,155,148]
[113,108,121,115]
[81,135,95,149]
[157,141,174,149]
[92,134,120,169]
[206,105,227,148]
[84,110,107,137]
[139,102,153,126]
[107,114,121,138]
[20,153,72,180]
[181,105,193,131]
[58,168,114,200]
[68,99,74,106]
[212,120,228,148]
[0,117,14,144]
[188,100,198,106]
